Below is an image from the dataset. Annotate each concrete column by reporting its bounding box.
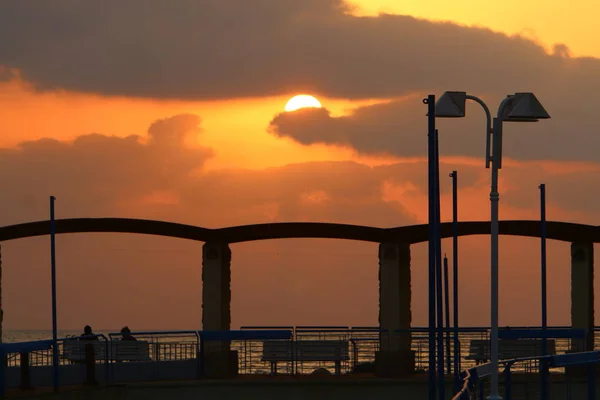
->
[201,242,237,376]
[202,242,231,331]
[570,242,594,352]
[375,242,414,376]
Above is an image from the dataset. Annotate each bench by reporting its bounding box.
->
[466,339,556,364]
[262,340,349,375]
[62,340,151,362]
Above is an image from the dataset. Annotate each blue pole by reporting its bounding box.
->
[443,255,451,375]
[539,184,548,400]
[50,196,59,392]
[0,348,5,397]
[450,171,460,381]
[425,95,437,400]
[587,364,596,400]
[505,364,512,400]
[434,128,445,400]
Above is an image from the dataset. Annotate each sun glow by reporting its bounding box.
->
[284,94,322,112]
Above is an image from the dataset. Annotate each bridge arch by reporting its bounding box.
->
[0,218,597,243]
[0,217,595,376]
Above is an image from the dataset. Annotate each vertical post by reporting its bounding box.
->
[587,364,596,400]
[84,343,97,385]
[425,95,437,400]
[539,184,548,400]
[434,128,445,399]
[50,196,59,393]
[199,333,205,378]
[19,352,31,390]
[504,364,512,400]
[450,170,460,380]
[444,255,451,375]
[488,117,502,400]
[0,349,5,397]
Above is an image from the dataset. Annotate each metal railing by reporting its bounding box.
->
[1,326,599,397]
[452,351,600,400]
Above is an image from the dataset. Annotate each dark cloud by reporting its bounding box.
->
[0,114,213,223]
[269,89,600,162]
[2,0,599,163]
[0,0,597,102]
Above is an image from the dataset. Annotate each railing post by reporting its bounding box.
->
[104,340,110,385]
[587,363,595,400]
[84,343,97,386]
[479,378,484,400]
[350,340,358,370]
[0,349,5,399]
[198,334,205,378]
[19,352,31,391]
[504,364,512,400]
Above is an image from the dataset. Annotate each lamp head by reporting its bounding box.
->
[435,91,467,118]
[502,92,550,122]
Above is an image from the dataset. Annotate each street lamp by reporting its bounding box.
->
[435,91,550,400]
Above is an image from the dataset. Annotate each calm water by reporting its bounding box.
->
[3,329,120,342]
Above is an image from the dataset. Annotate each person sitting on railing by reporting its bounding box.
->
[120,326,137,341]
[80,325,99,340]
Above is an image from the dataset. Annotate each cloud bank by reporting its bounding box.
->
[0,0,597,101]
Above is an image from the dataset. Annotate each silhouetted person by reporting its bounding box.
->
[120,326,137,341]
[80,325,98,340]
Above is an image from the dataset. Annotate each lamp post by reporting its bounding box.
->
[539,183,548,400]
[425,95,438,400]
[435,91,550,400]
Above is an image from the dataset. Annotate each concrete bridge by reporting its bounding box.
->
[0,218,596,375]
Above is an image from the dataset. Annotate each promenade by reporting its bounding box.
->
[5,375,597,400]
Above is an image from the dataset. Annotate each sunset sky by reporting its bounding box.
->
[0,0,599,331]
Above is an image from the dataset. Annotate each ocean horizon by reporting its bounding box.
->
[2,329,193,343]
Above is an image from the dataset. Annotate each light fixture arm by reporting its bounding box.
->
[464,95,492,168]
[496,96,514,119]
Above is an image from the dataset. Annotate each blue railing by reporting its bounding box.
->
[452,351,600,400]
[2,326,599,397]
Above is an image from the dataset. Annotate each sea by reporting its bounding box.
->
[3,329,126,342]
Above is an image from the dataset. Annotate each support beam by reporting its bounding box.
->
[571,242,594,352]
[376,242,414,376]
[201,242,237,377]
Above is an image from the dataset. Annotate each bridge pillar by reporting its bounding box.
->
[201,242,237,377]
[376,242,414,377]
[570,242,594,352]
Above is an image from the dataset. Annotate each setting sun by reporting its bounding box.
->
[284,94,322,112]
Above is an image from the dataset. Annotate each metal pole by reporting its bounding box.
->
[539,183,548,400]
[450,170,460,380]
[489,118,502,400]
[505,365,512,400]
[50,196,59,392]
[587,364,596,400]
[425,95,437,400]
[434,128,445,400]
[443,255,451,375]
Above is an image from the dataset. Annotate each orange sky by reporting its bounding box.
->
[350,0,599,58]
[0,1,599,331]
